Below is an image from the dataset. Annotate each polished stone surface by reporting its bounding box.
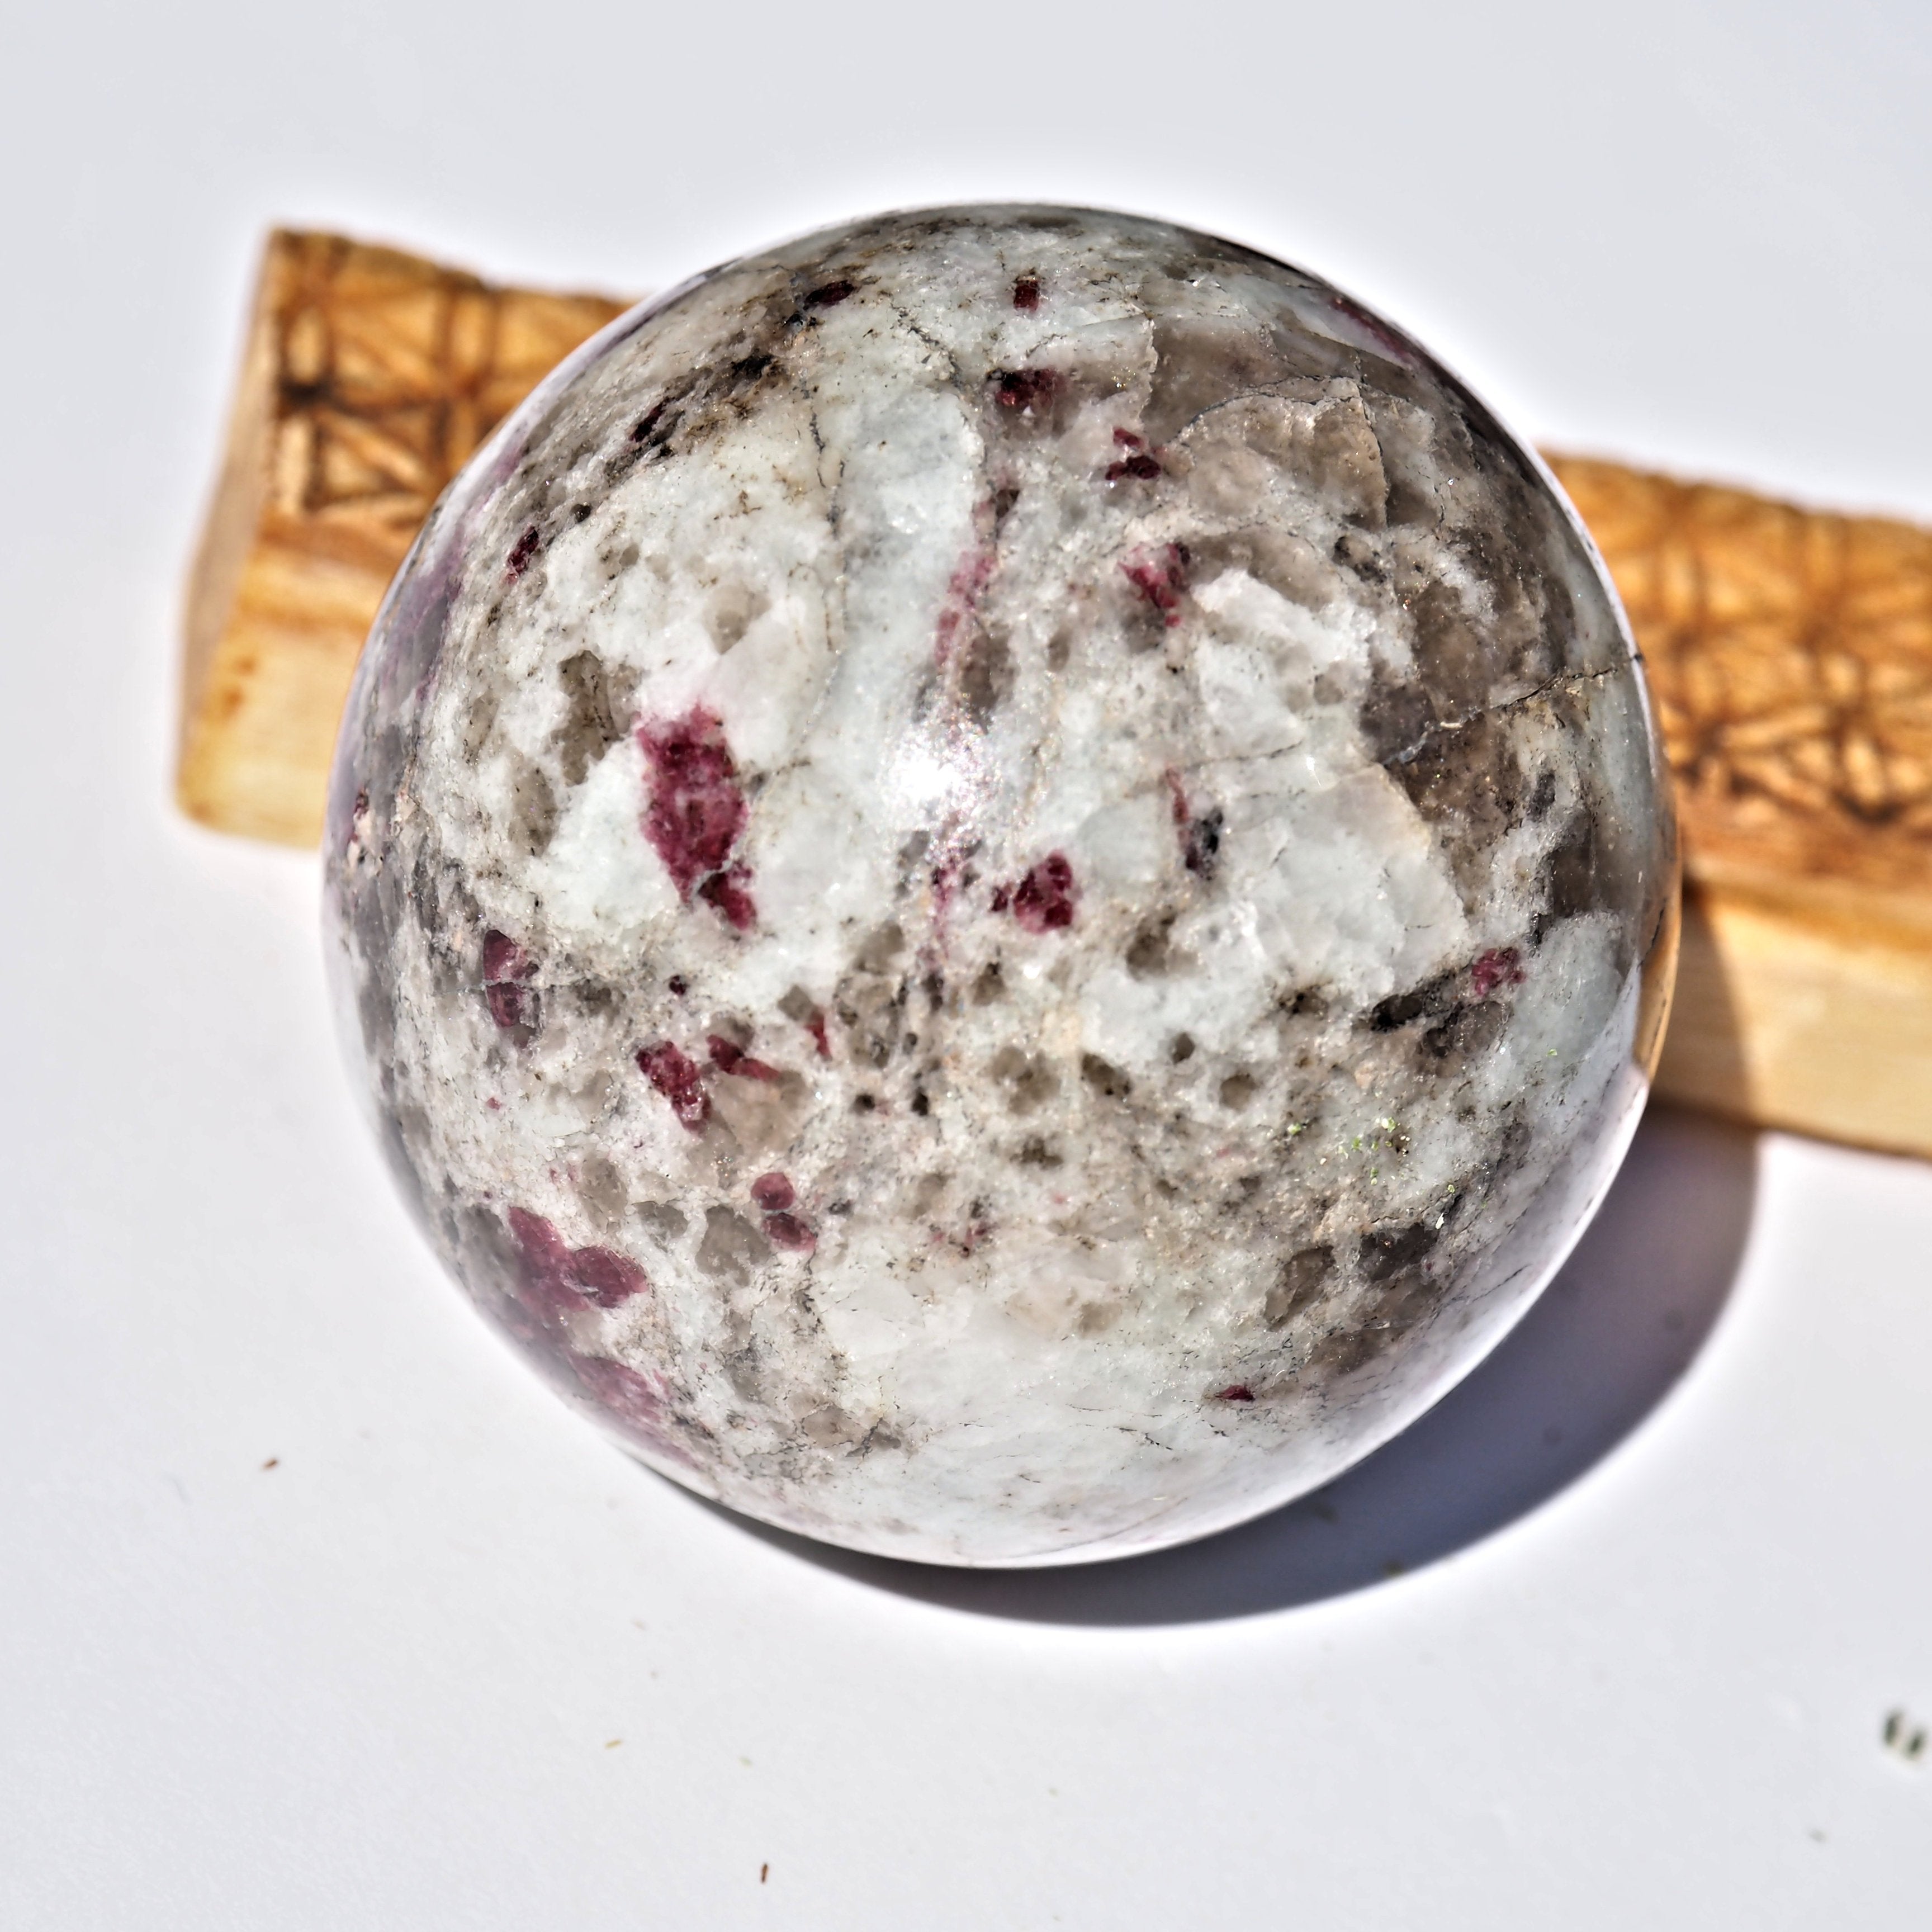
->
[324,205,1675,1566]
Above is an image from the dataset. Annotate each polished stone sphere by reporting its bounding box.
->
[324,205,1676,1566]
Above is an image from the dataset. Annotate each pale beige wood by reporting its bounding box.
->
[1550,457,1932,1157]
[1664,881,1932,1152]
[175,235,1932,1155]
[177,231,627,844]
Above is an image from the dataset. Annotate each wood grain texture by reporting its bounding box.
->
[174,233,1932,1154]
[178,231,626,844]
[1550,456,1932,1156]
[1548,457,1932,897]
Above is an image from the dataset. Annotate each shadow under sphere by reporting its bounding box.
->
[695,1104,1756,1625]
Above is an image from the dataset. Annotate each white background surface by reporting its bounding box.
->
[4,2,1930,1924]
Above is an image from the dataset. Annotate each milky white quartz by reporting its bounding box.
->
[325,206,1676,1566]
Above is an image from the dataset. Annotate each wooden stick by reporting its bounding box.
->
[178,231,626,844]
[1549,458,1932,1155]
[178,231,1932,1157]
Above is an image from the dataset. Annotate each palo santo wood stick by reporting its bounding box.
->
[178,231,626,844]
[178,231,1932,1157]
[1550,458,1932,1155]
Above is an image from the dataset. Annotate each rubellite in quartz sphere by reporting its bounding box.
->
[324,205,1676,1568]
